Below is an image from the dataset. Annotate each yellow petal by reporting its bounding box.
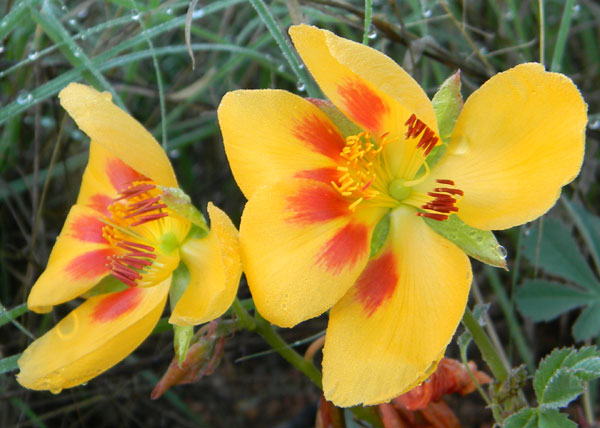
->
[289,25,439,173]
[218,89,344,198]
[241,178,384,327]
[28,204,116,312]
[322,206,471,406]
[170,203,242,326]
[428,63,587,230]
[59,83,177,188]
[18,278,170,391]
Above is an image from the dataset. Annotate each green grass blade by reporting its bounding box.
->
[0,0,41,41]
[0,354,20,374]
[362,0,373,44]
[247,0,319,97]
[550,0,575,72]
[0,303,28,328]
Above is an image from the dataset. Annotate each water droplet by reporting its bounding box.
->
[61,5,68,12]
[277,64,286,72]
[193,8,205,18]
[28,51,39,61]
[68,18,77,26]
[0,45,5,54]
[0,21,6,29]
[131,10,141,21]
[298,63,305,70]
[479,46,488,55]
[16,91,32,105]
[77,8,88,19]
[422,8,432,18]
[451,136,470,155]
[41,117,54,128]
[588,119,600,130]
[572,3,581,18]
[166,8,173,15]
[296,80,306,92]
[367,24,378,40]
[73,48,82,58]
[169,149,180,158]
[497,245,507,258]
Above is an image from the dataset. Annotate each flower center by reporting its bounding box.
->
[102,179,188,287]
[331,132,397,211]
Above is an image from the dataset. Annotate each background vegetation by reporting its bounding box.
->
[1,0,599,426]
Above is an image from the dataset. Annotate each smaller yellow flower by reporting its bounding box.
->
[17,83,242,393]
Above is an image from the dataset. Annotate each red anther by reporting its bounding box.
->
[116,183,155,200]
[361,176,375,191]
[436,179,455,185]
[417,212,448,221]
[111,263,142,280]
[128,196,162,210]
[124,203,168,219]
[111,271,138,287]
[434,188,464,196]
[417,128,439,155]
[405,114,426,140]
[118,241,155,252]
[131,212,168,226]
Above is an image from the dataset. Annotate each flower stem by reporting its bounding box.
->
[461,308,509,382]
[231,298,322,388]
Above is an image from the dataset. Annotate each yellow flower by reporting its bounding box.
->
[217,25,587,406]
[17,83,242,393]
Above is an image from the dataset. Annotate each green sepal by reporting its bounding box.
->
[369,212,390,258]
[428,71,463,168]
[158,186,208,232]
[169,263,193,365]
[424,214,507,269]
[310,99,361,138]
[173,324,194,367]
[82,275,128,298]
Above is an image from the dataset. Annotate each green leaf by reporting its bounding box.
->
[534,347,600,409]
[504,408,539,428]
[369,212,390,258]
[562,346,600,381]
[0,303,28,328]
[515,280,593,322]
[0,354,20,375]
[431,70,463,144]
[424,214,507,268]
[572,303,600,342]
[523,218,600,291]
[539,369,583,408]
[538,408,577,428]
[534,348,575,403]
[561,199,600,281]
[169,263,191,310]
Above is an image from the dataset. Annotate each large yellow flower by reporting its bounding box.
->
[218,25,587,406]
[17,83,242,392]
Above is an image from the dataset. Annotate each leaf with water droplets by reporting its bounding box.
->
[158,186,208,234]
[424,214,507,269]
[429,71,463,168]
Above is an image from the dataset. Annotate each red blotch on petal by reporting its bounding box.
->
[286,184,348,224]
[69,215,107,243]
[88,194,112,216]
[337,78,389,132]
[294,167,340,184]
[91,287,143,323]
[317,222,368,274]
[292,114,345,160]
[106,158,144,193]
[355,251,398,316]
[65,249,114,280]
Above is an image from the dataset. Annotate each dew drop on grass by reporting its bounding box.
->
[68,18,77,26]
[296,80,306,92]
[193,8,205,19]
[16,91,32,105]
[298,63,305,70]
[367,24,378,40]
[422,8,432,18]
[0,45,5,54]
[131,10,141,21]
[589,119,600,130]
[166,8,173,15]
[28,51,39,61]
[277,64,286,73]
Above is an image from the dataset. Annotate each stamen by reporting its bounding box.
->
[417,179,464,221]
[131,212,169,226]
[404,113,439,156]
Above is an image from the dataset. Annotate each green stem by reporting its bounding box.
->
[231,298,322,387]
[362,0,373,45]
[462,309,509,382]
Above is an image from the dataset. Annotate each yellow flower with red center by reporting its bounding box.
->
[218,25,587,406]
[17,83,242,393]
